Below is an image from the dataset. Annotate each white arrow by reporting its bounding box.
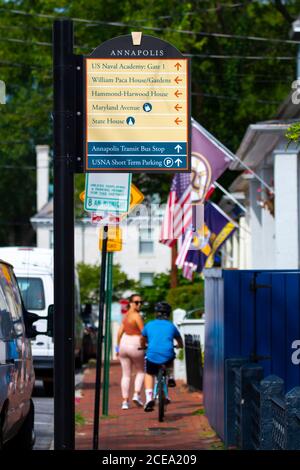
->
[174,144,183,153]
[175,158,182,167]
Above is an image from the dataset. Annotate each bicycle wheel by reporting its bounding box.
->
[158,369,165,422]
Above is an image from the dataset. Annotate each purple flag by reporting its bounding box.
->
[183,202,236,277]
[191,119,233,203]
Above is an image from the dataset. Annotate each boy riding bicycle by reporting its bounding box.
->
[140,301,183,412]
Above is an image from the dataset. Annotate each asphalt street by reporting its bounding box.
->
[33,372,84,450]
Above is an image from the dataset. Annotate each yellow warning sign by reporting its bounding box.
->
[120,184,144,219]
[99,226,122,252]
[129,184,144,209]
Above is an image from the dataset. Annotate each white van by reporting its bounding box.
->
[0,247,84,395]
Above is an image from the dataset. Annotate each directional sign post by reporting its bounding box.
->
[52,20,192,451]
[83,34,191,172]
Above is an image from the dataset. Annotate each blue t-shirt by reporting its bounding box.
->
[142,319,181,364]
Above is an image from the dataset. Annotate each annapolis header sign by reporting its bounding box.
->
[83,33,191,173]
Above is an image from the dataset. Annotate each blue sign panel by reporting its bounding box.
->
[87,142,187,170]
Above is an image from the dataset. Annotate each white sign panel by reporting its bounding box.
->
[91,212,121,225]
[84,173,131,213]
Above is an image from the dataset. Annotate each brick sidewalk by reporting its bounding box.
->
[75,361,223,450]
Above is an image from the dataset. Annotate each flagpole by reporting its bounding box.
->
[209,201,252,236]
[191,118,275,194]
[171,243,178,288]
[209,202,239,228]
[213,181,247,213]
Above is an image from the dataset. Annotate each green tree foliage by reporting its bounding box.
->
[123,0,299,149]
[77,262,99,304]
[286,122,300,145]
[166,282,204,313]
[77,261,138,304]
[139,271,204,319]
[111,263,139,300]
[77,262,204,315]
[0,1,300,245]
[139,272,171,318]
[0,0,127,245]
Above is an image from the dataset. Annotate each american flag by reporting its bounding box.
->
[175,229,193,268]
[205,184,215,201]
[159,173,192,247]
[160,119,233,278]
[182,261,196,281]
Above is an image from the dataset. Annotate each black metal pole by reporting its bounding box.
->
[93,225,109,450]
[53,19,76,450]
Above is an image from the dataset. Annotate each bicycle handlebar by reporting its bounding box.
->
[138,344,181,350]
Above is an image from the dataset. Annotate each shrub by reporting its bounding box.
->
[76,262,138,304]
[166,282,204,313]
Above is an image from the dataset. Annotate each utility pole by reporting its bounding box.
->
[53,18,76,450]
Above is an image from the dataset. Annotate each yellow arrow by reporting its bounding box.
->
[129,184,144,211]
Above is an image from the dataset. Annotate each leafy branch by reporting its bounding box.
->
[286,122,300,145]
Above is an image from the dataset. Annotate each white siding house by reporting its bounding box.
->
[222,93,300,270]
[31,196,171,283]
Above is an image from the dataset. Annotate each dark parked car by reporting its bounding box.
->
[0,259,41,449]
[81,303,97,364]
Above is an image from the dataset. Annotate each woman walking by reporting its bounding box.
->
[116,294,145,410]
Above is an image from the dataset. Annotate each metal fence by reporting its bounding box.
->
[225,358,300,450]
[249,382,261,450]
[184,334,203,391]
[232,367,242,448]
[271,395,286,450]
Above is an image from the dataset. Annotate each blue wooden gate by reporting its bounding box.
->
[204,268,300,442]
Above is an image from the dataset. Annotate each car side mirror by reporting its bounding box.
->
[47,304,54,337]
[23,310,39,339]
[23,305,54,339]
